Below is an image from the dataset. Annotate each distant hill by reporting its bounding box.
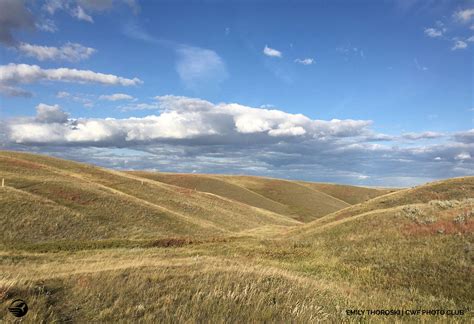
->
[296,181,396,205]
[0,150,388,246]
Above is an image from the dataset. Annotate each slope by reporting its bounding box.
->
[297,181,396,205]
[213,175,351,222]
[284,177,474,305]
[128,172,291,217]
[298,176,474,230]
[0,151,300,246]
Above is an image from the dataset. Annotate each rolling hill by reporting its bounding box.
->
[0,150,391,247]
[0,150,472,322]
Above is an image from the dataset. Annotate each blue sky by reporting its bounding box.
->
[0,0,473,186]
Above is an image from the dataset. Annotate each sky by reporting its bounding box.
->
[0,0,473,187]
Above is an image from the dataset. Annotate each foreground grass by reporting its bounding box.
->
[1,236,472,322]
[1,200,473,323]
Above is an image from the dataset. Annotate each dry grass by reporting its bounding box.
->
[214,175,351,222]
[297,181,396,205]
[0,151,300,246]
[0,151,473,322]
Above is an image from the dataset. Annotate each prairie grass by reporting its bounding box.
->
[0,151,472,322]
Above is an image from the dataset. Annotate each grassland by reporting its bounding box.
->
[0,151,472,322]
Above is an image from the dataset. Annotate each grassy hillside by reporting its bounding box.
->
[128,172,389,222]
[128,172,292,217]
[0,151,472,322]
[280,177,474,314]
[297,181,396,205]
[212,175,352,222]
[297,176,474,229]
[0,151,299,247]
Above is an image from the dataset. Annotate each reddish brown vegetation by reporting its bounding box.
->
[2,157,44,170]
[402,219,474,236]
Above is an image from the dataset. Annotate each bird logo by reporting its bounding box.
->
[8,299,28,317]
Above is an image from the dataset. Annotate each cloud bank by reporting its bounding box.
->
[2,95,472,186]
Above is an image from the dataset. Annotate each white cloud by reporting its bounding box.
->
[120,23,227,89]
[455,152,471,160]
[467,36,474,42]
[36,19,57,33]
[56,91,70,98]
[43,0,64,15]
[72,6,93,22]
[99,93,134,101]
[35,103,69,123]
[43,0,139,22]
[175,45,228,89]
[452,40,468,50]
[4,95,473,187]
[263,45,282,58]
[0,63,142,97]
[454,8,474,22]
[294,58,314,65]
[55,91,95,107]
[424,27,443,38]
[401,131,443,140]
[18,42,96,62]
[7,95,372,144]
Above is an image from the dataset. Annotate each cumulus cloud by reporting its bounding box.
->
[99,93,134,101]
[0,63,142,97]
[175,45,228,89]
[3,95,473,187]
[454,8,474,22]
[294,58,314,65]
[452,40,468,50]
[35,103,69,123]
[6,95,372,145]
[0,0,34,45]
[18,42,96,62]
[263,45,282,58]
